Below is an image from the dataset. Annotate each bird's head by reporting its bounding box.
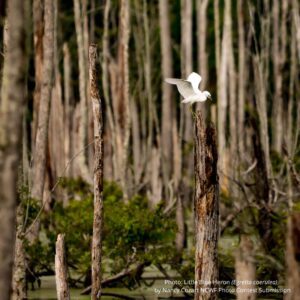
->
[203,91,212,101]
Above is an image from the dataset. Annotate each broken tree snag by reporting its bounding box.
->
[194,110,219,300]
[89,44,104,300]
[55,234,70,300]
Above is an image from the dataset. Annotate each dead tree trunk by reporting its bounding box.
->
[32,0,44,148]
[31,0,54,202]
[159,0,173,196]
[194,111,219,300]
[217,0,229,187]
[73,0,91,184]
[0,0,26,298]
[181,0,193,141]
[89,44,104,300]
[285,213,300,300]
[237,0,245,157]
[55,234,70,300]
[197,0,209,89]
[63,43,73,178]
[12,204,26,300]
[272,0,283,154]
[235,235,256,300]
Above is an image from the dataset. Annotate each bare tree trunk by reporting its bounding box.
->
[253,56,271,178]
[131,98,142,185]
[82,0,93,175]
[147,146,163,208]
[55,234,70,300]
[89,44,104,300]
[213,0,220,75]
[12,205,26,300]
[292,0,300,61]
[73,0,91,184]
[217,0,229,181]
[172,115,184,254]
[63,43,73,178]
[197,0,209,89]
[272,0,283,154]
[0,0,26,297]
[181,0,193,141]
[237,0,245,157]
[102,0,116,181]
[159,0,173,196]
[194,111,219,300]
[117,0,131,199]
[49,0,64,194]
[31,0,54,201]
[32,0,44,147]
[285,213,300,300]
[90,0,95,43]
[227,0,237,187]
[235,235,256,300]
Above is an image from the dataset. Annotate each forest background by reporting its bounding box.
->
[0,0,300,299]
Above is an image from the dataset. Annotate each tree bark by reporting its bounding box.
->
[272,0,283,154]
[181,0,193,140]
[197,0,209,90]
[194,111,219,300]
[227,0,237,188]
[73,0,91,184]
[89,44,104,300]
[237,0,245,157]
[55,234,70,300]
[32,0,44,147]
[31,0,54,202]
[217,0,229,182]
[235,235,256,300]
[285,213,300,300]
[63,43,73,178]
[159,0,173,196]
[0,0,26,298]
[12,204,26,300]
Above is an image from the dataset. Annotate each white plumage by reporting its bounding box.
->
[165,72,211,104]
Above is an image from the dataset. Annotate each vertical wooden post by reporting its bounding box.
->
[55,234,70,300]
[89,44,104,300]
[194,110,219,300]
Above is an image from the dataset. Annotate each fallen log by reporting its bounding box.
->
[80,262,146,295]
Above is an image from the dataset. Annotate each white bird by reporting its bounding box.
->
[165,72,211,104]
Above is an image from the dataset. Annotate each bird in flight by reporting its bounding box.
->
[165,72,211,104]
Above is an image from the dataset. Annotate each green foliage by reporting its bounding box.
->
[104,190,176,273]
[26,180,176,285]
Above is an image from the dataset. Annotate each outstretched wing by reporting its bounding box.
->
[187,72,202,92]
[165,78,196,98]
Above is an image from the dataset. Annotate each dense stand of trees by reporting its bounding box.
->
[0,0,299,299]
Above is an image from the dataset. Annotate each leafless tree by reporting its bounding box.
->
[89,44,104,300]
[31,0,54,202]
[194,111,219,300]
[159,0,173,197]
[0,0,27,297]
[73,0,91,184]
[55,234,70,300]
